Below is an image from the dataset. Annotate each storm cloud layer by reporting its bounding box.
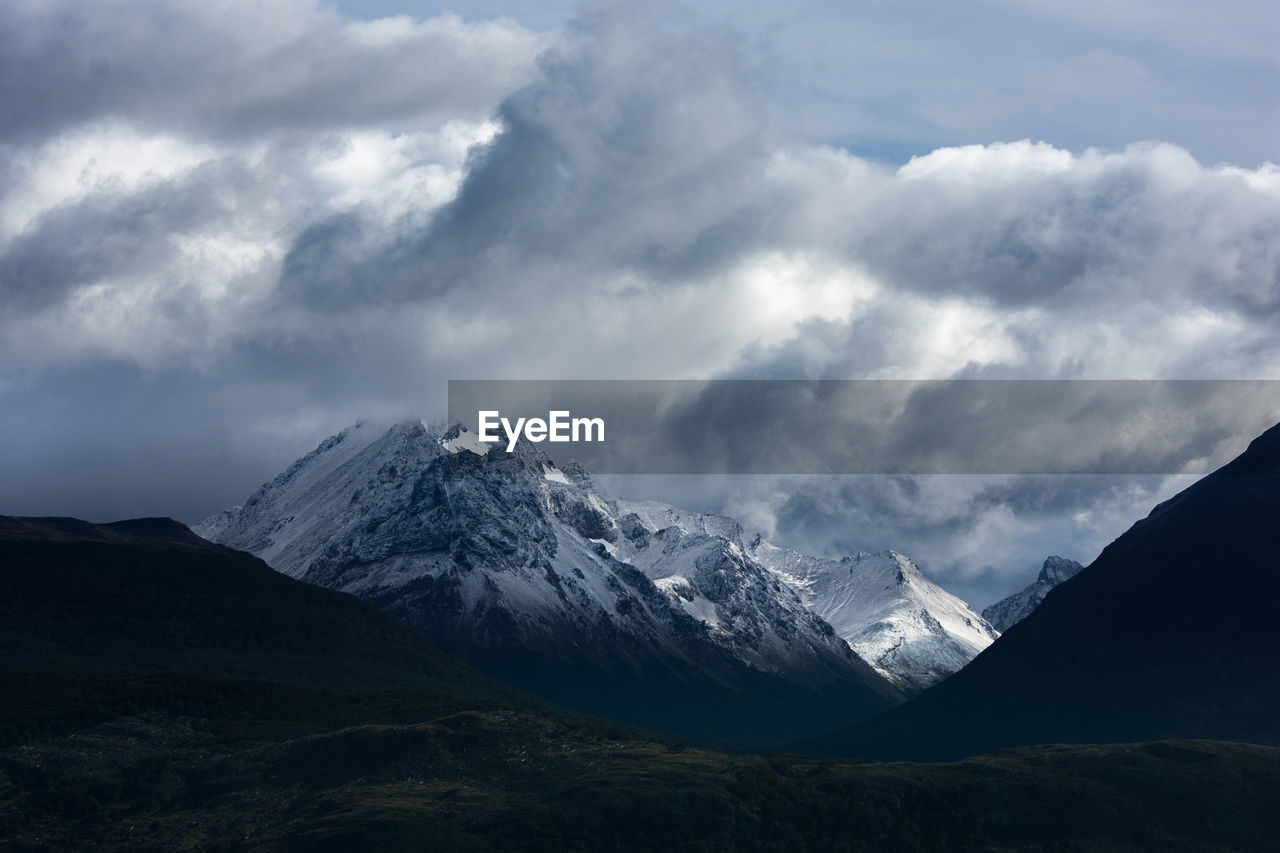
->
[1,1,1277,604]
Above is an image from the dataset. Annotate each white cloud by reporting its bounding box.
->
[5,7,1279,385]
[0,124,221,247]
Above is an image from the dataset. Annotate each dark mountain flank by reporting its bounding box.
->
[0,515,521,703]
[806,421,1280,760]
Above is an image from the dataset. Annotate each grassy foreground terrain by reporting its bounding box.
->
[1,668,1277,852]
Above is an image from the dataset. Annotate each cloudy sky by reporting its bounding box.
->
[2,0,1277,606]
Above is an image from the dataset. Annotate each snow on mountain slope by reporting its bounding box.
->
[197,421,904,745]
[611,522,856,682]
[753,542,1000,693]
[607,501,866,678]
[196,420,440,578]
[981,556,1084,633]
[192,505,242,543]
[199,418,1006,718]
[619,501,749,544]
[612,498,999,692]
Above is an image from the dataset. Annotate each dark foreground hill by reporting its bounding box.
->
[805,422,1280,761]
[0,515,522,703]
[1,684,1276,853]
[2,517,1279,850]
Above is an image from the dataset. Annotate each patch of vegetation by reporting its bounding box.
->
[1,669,1276,852]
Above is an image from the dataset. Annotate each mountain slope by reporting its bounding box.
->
[200,421,905,747]
[982,555,1083,632]
[614,501,999,692]
[754,544,999,692]
[804,421,1280,761]
[0,515,521,703]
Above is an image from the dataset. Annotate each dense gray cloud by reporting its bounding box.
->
[276,9,777,309]
[0,158,260,311]
[1,1,1277,603]
[0,0,543,143]
[843,143,1280,315]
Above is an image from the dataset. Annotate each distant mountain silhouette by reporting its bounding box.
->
[805,421,1280,760]
[0,515,522,703]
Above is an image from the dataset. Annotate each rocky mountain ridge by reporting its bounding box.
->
[198,419,999,740]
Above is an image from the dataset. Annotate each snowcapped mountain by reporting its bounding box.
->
[752,543,999,692]
[981,556,1084,633]
[197,420,904,746]
[614,501,1000,693]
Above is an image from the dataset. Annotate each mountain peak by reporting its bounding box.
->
[1038,555,1084,585]
[440,422,492,456]
[755,544,997,693]
[196,420,906,746]
[982,555,1083,634]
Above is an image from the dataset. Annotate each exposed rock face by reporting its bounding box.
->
[198,420,906,746]
[982,556,1084,633]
